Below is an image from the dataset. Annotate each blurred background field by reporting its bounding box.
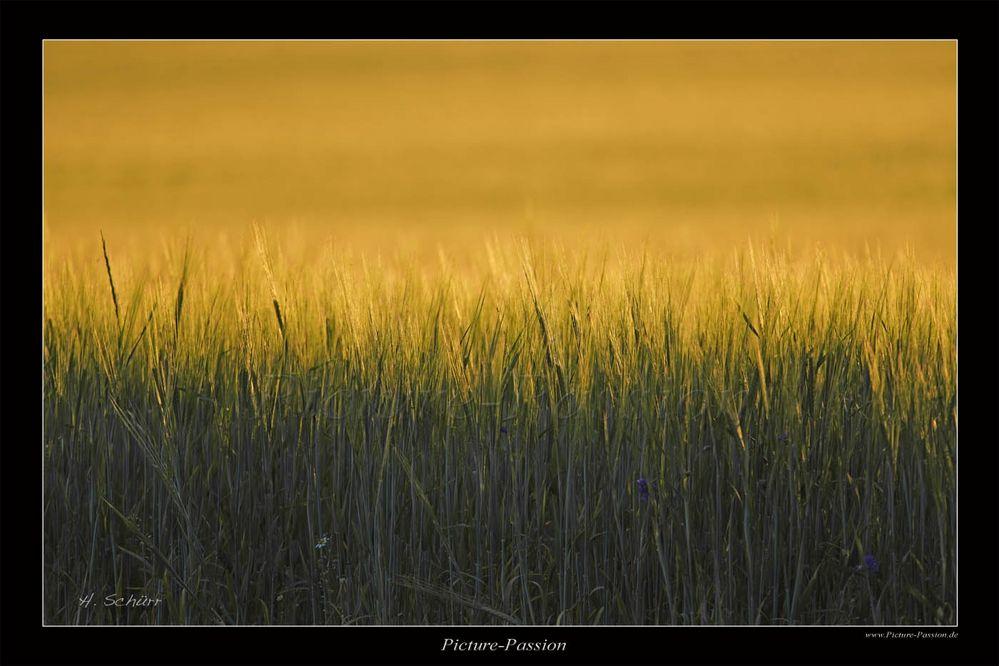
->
[44,40,955,266]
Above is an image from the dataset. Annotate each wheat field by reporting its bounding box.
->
[43,41,956,625]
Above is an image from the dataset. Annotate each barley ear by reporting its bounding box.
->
[100,231,120,326]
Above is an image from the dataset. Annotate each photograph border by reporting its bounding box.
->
[4,2,996,665]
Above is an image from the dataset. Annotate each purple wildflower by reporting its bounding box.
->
[636,478,650,502]
[500,426,508,435]
[863,554,880,574]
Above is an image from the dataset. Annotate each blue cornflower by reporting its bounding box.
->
[500,426,509,434]
[636,478,650,502]
[863,554,880,574]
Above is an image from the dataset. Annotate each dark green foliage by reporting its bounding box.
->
[43,246,956,625]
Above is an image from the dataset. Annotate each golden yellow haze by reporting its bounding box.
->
[44,41,955,266]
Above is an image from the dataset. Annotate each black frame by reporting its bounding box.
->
[3,2,996,665]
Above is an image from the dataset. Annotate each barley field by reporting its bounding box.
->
[43,41,956,625]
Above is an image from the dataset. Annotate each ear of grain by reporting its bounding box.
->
[100,231,120,326]
[174,240,191,338]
